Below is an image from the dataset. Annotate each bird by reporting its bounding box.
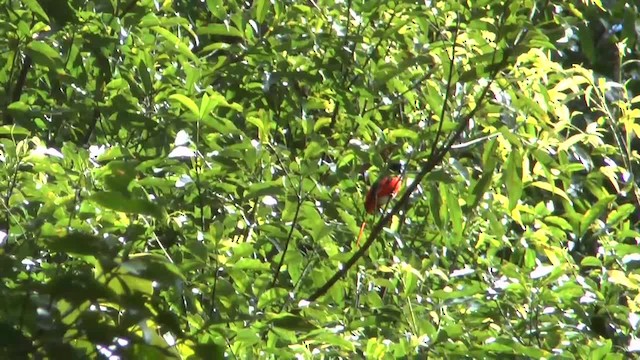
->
[356,174,402,246]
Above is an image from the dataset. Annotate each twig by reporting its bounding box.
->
[270,195,303,288]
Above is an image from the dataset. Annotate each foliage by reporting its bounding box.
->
[1,0,640,358]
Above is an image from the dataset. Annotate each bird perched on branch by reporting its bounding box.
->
[356,169,402,246]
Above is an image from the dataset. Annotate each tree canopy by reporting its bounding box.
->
[1,0,640,358]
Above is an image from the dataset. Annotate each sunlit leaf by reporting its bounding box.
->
[0,125,30,136]
[530,181,571,202]
[579,195,616,237]
[233,259,270,271]
[606,204,635,226]
[257,288,288,309]
[169,94,200,117]
[25,41,63,69]
[245,180,284,199]
[151,26,199,63]
[198,24,244,38]
[608,269,638,290]
[255,0,269,23]
[24,0,49,21]
[504,149,523,211]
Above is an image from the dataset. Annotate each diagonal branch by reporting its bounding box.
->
[271,196,303,288]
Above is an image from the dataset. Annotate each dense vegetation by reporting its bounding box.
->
[1,0,640,358]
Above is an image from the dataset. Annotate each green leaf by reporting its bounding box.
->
[284,250,305,284]
[245,180,284,199]
[102,160,138,193]
[138,59,153,94]
[90,191,164,218]
[607,269,637,289]
[579,195,616,237]
[614,244,640,257]
[388,128,418,141]
[504,148,523,211]
[424,169,457,184]
[429,184,443,228]
[544,215,573,231]
[269,313,317,331]
[194,341,226,360]
[308,331,354,351]
[36,0,75,26]
[606,204,635,227]
[530,181,570,202]
[581,256,602,267]
[206,0,227,20]
[337,152,355,168]
[7,101,30,116]
[122,254,185,282]
[255,0,269,23]
[205,91,243,112]
[201,116,239,133]
[235,328,260,346]
[257,288,288,309]
[445,186,463,238]
[198,24,244,38]
[199,93,212,120]
[233,258,270,271]
[23,0,49,21]
[169,94,200,117]
[468,163,495,210]
[151,26,199,63]
[481,341,516,354]
[304,138,327,159]
[0,125,30,136]
[375,55,432,86]
[299,202,331,242]
[402,267,419,296]
[425,81,444,115]
[590,339,612,360]
[25,41,63,69]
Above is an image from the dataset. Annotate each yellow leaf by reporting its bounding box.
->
[169,94,200,117]
[530,181,570,202]
[608,270,638,290]
[511,208,523,226]
[543,247,561,267]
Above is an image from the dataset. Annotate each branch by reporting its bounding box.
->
[271,196,303,288]
[430,15,461,157]
[5,55,32,125]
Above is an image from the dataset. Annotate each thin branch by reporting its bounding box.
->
[270,195,303,288]
[266,141,306,288]
[4,40,20,103]
[1,152,23,245]
[5,55,32,125]
[430,14,461,157]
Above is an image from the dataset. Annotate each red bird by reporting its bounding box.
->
[357,175,402,246]
[364,176,402,214]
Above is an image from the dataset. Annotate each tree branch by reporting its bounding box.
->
[5,55,32,125]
